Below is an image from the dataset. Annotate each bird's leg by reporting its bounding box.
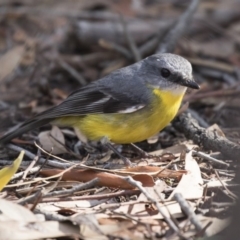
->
[100,137,132,166]
[105,142,132,166]
[130,143,150,158]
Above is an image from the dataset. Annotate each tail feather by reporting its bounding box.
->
[0,118,52,145]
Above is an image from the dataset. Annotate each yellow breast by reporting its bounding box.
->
[58,89,184,144]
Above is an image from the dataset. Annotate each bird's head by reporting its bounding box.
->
[141,53,199,94]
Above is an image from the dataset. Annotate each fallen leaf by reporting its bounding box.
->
[40,169,155,189]
[0,198,37,222]
[0,198,80,239]
[168,150,203,200]
[0,46,25,82]
[0,151,24,191]
[38,126,67,155]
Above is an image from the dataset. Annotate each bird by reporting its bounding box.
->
[0,53,199,165]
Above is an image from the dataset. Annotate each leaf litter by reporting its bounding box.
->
[0,0,240,239]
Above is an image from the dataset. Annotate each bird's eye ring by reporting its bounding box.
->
[161,68,171,78]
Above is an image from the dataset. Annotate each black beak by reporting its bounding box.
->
[180,78,200,89]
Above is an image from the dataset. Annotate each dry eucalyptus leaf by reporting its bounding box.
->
[38,126,67,155]
[0,46,25,82]
[168,150,203,200]
[0,199,37,222]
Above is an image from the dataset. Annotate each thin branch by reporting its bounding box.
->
[124,176,187,239]
[99,39,132,60]
[120,16,141,61]
[157,0,199,53]
[42,189,140,203]
[6,143,74,169]
[44,178,99,198]
[58,59,87,85]
[174,192,205,236]
[192,150,230,167]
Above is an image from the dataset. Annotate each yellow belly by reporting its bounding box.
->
[57,89,184,144]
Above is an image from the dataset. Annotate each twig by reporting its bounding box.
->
[214,170,238,200]
[174,192,205,236]
[6,143,74,168]
[124,176,187,239]
[217,171,235,178]
[192,150,230,167]
[19,151,40,182]
[44,178,99,198]
[98,39,132,60]
[120,16,141,61]
[41,189,140,203]
[58,59,87,85]
[6,162,80,188]
[157,0,199,53]
[11,166,41,181]
[139,23,174,57]
[172,113,240,161]
[188,57,235,74]
[17,189,42,205]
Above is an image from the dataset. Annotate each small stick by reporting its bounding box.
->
[174,192,205,236]
[58,59,87,85]
[192,150,230,167]
[42,189,140,203]
[19,151,40,182]
[7,143,74,169]
[157,0,199,53]
[120,16,141,61]
[17,189,42,205]
[44,178,99,198]
[214,170,238,200]
[124,176,187,239]
[99,39,132,59]
[11,166,41,181]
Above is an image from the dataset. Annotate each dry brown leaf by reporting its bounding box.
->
[40,168,155,189]
[38,126,67,155]
[0,46,25,82]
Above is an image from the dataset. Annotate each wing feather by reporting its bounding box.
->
[35,82,147,120]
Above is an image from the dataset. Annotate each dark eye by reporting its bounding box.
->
[161,68,171,78]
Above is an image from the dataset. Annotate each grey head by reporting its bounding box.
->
[139,53,199,94]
